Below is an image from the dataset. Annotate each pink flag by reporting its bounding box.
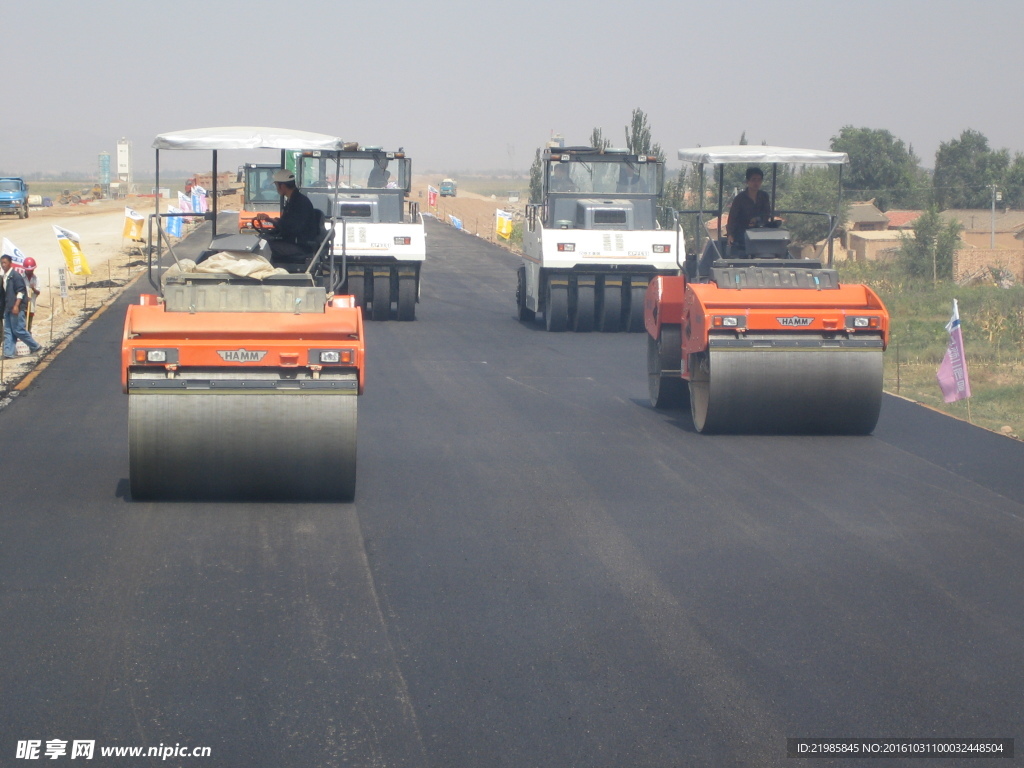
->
[936,299,971,403]
[427,185,438,207]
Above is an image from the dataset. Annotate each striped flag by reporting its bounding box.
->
[495,209,512,240]
[123,207,145,240]
[2,237,28,268]
[936,299,971,403]
[166,206,184,238]
[53,225,92,276]
[427,185,438,207]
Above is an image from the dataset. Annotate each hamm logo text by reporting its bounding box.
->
[218,349,267,362]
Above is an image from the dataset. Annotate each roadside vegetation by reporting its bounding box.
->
[838,258,1023,436]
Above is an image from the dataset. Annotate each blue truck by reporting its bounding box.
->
[0,177,29,218]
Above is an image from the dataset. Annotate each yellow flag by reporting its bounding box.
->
[53,225,92,276]
[122,207,145,240]
[496,209,513,240]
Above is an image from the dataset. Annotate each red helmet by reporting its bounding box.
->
[23,257,36,271]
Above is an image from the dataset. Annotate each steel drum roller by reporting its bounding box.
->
[130,392,357,500]
[689,347,883,434]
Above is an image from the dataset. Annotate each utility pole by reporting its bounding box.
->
[990,184,1001,249]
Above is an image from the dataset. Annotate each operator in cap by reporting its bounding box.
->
[726,167,772,255]
[256,169,322,262]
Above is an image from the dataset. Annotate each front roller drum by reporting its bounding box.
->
[689,347,884,434]
[130,392,357,501]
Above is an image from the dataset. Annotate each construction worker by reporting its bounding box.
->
[726,167,772,254]
[22,257,40,332]
[256,169,321,263]
[1,254,42,358]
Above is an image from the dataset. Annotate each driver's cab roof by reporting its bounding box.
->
[153,126,348,152]
[544,146,663,162]
[677,145,848,166]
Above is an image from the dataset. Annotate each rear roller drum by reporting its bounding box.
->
[397,277,416,321]
[545,280,568,332]
[129,392,357,501]
[626,284,647,332]
[597,282,621,333]
[648,325,687,408]
[572,284,595,332]
[372,275,391,321]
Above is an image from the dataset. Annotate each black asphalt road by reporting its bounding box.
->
[1,218,1021,767]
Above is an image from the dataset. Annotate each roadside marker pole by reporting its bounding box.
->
[49,268,54,344]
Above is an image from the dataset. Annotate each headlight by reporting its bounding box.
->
[846,316,879,329]
[557,243,575,252]
[712,316,745,328]
[313,349,355,365]
[133,348,178,364]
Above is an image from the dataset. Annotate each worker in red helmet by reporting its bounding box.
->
[22,256,40,332]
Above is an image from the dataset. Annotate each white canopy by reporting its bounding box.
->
[153,126,346,151]
[677,145,848,166]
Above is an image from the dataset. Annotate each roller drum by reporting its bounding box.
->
[130,392,357,501]
[690,347,883,434]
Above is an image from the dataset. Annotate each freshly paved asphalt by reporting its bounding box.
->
[1,217,1021,767]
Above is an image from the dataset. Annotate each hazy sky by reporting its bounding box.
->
[2,0,1021,177]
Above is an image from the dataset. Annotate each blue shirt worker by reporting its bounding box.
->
[1,254,42,358]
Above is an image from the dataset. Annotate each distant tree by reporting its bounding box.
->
[933,129,1009,209]
[589,128,610,151]
[897,207,962,281]
[1001,153,1024,209]
[776,167,848,245]
[624,108,664,162]
[658,169,687,228]
[829,125,924,210]
[529,148,543,204]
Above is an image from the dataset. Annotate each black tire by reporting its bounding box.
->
[597,282,621,333]
[626,284,647,332]
[516,266,535,321]
[397,277,416,321]
[372,275,391,321]
[647,325,688,409]
[545,279,568,332]
[348,273,366,310]
[572,284,595,332]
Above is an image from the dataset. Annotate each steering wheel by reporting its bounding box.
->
[251,214,277,235]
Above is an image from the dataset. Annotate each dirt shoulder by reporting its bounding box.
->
[0,196,190,392]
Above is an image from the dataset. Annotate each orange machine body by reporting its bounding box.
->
[645,274,890,381]
[122,294,365,393]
